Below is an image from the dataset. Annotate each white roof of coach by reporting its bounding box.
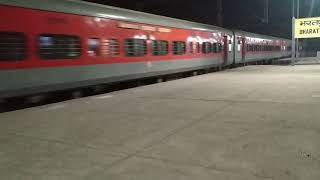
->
[0,0,232,34]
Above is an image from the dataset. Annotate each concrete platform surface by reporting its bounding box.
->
[1,65,320,180]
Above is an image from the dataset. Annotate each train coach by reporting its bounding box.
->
[0,0,291,101]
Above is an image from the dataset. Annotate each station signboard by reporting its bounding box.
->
[295,17,320,39]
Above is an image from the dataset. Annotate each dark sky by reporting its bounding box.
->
[84,0,319,39]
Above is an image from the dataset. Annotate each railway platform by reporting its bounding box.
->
[274,57,320,65]
[1,65,320,180]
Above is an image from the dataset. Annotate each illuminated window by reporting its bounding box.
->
[88,38,100,56]
[101,39,120,57]
[39,34,81,59]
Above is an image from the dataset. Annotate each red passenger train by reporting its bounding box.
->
[0,0,291,100]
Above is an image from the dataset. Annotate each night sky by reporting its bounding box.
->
[84,0,319,39]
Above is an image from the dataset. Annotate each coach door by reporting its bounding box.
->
[223,36,228,65]
[241,37,246,62]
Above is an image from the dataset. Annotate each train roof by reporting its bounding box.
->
[0,0,232,34]
[234,30,291,41]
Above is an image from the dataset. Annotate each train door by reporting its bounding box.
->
[241,37,246,62]
[223,36,228,65]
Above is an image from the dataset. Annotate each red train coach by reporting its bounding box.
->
[234,31,291,64]
[0,0,290,101]
[0,0,234,99]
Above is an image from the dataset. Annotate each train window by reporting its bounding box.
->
[101,39,120,57]
[196,42,201,53]
[202,42,212,54]
[39,34,81,60]
[218,43,223,52]
[213,43,221,53]
[88,38,100,56]
[189,42,194,53]
[250,44,253,51]
[152,40,168,56]
[266,45,270,51]
[125,39,147,57]
[0,32,26,61]
[173,41,186,55]
[212,43,217,53]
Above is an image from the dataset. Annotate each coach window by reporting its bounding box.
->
[88,38,100,56]
[218,43,223,52]
[250,44,254,51]
[101,39,120,57]
[189,42,194,54]
[196,42,201,53]
[173,41,186,55]
[266,45,270,51]
[153,40,168,56]
[0,32,26,61]
[39,34,81,59]
[125,39,147,57]
[212,43,218,53]
[202,42,212,54]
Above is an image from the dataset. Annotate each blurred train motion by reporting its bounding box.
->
[0,0,291,103]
